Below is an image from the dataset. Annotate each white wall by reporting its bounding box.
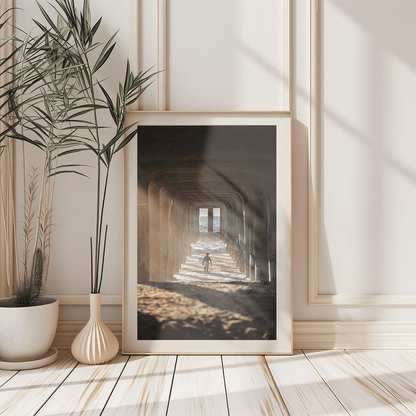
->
[14,0,416,324]
[320,0,416,298]
[304,0,416,321]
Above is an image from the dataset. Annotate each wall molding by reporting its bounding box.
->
[308,0,320,305]
[130,0,167,109]
[129,0,167,110]
[129,0,140,111]
[157,0,167,110]
[131,0,291,112]
[53,320,416,350]
[307,0,416,306]
[283,0,292,111]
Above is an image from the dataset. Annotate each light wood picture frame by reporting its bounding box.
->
[123,111,292,354]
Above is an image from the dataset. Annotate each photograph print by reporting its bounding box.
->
[137,124,277,341]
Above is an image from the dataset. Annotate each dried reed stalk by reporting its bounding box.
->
[0,149,12,287]
[21,167,38,282]
[44,147,59,281]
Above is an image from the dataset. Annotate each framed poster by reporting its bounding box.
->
[123,111,292,354]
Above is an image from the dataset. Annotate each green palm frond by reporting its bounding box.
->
[1,0,157,298]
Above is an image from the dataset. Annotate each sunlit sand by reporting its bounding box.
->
[138,234,276,340]
[172,234,249,282]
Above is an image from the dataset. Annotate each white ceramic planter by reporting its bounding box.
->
[0,297,59,362]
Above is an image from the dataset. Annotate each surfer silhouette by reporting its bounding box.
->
[202,252,212,272]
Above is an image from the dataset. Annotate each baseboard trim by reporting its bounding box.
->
[53,320,416,351]
[294,321,416,350]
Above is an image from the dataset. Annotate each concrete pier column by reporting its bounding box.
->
[138,183,150,283]
[229,204,237,261]
[172,202,181,274]
[243,206,255,281]
[148,182,160,281]
[185,205,193,256]
[195,208,201,234]
[178,203,187,266]
[267,199,277,283]
[243,207,250,276]
[208,207,214,232]
[254,203,269,282]
[167,219,175,279]
[192,205,198,242]
[236,203,245,271]
[220,207,223,234]
[159,188,170,281]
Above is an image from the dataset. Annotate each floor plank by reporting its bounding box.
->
[266,350,349,415]
[167,355,228,416]
[347,350,416,413]
[37,353,128,416]
[304,350,413,415]
[222,355,289,416]
[4,350,416,416]
[0,370,18,388]
[0,351,77,416]
[102,355,176,416]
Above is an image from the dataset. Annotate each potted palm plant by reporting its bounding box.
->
[0,1,96,368]
[24,0,156,364]
[1,0,156,366]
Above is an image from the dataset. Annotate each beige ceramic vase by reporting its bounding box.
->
[71,293,119,365]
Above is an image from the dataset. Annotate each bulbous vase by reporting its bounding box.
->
[71,293,119,365]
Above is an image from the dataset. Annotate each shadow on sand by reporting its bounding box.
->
[138,281,276,341]
[138,234,276,341]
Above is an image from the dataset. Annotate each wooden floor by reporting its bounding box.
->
[1,350,416,415]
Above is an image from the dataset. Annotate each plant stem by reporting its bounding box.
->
[97,224,108,293]
[21,139,27,284]
[68,32,103,293]
[94,148,100,292]
[90,236,93,293]
[44,146,59,281]
[91,86,101,293]
[32,142,49,255]
[95,163,110,291]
